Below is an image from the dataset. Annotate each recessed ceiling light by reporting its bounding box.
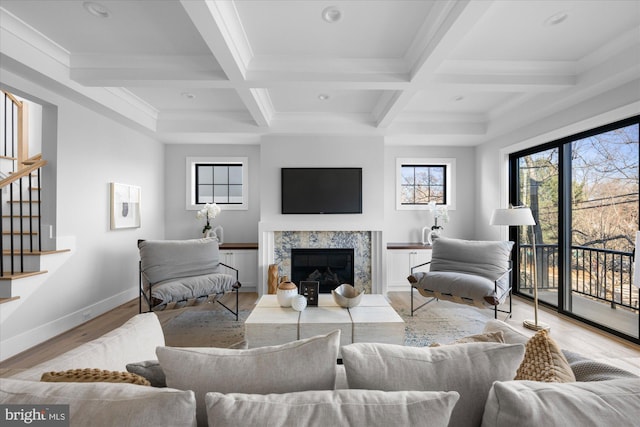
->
[544,11,568,26]
[181,92,196,99]
[322,6,342,23]
[318,94,330,101]
[83,1,110,18]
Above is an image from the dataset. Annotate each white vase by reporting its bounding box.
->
[204,225,224,244]
[427,228,442,245]
[277,278,298,307]
[277,288,298,307]
[291,294,307,311]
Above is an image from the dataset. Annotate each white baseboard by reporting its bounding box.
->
[0,287,138,362]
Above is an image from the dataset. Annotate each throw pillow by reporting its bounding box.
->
[157,330,340,427]
[430,330,505,347]
[514,329,575,382]
[0,378,196,427]
[481,378,640,427]
[482,319,530,345]
[41,368,150,386]
[126,360,166,387]
[341,342,525,427]
[205,389,460,427]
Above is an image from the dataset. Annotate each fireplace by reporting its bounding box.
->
[290,248,355,293]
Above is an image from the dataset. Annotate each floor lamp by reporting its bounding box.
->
[633,232,640,337]
[490,206,549,331]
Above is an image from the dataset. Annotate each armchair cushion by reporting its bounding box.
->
[151,273,238,306]
[139,238,222,287]
[429,237,514,280]
[138,238,239,308]
[410,237,514,307]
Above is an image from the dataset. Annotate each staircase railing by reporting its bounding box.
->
[0,157,47,277]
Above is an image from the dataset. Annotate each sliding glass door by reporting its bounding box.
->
[568,124,639,337]
[510,116,639,343]
[515,147,559,308]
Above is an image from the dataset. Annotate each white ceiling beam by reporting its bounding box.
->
[375,0,495,128]
[0,8,158,131]
[180,0,272,127]
[433,73,576,92]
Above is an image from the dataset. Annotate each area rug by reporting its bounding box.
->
[161,299,493,348]
[394,300,493,347]
[162,308,251,348]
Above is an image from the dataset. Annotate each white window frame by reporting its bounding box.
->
[395,157,456,211]
[186,156,248,210]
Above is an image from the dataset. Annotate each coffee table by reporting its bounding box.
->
[244,294,405,350]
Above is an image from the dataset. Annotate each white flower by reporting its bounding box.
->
[427,201,449,227]
[196,203,221,221]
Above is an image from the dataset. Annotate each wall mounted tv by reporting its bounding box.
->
[281,168,362,214]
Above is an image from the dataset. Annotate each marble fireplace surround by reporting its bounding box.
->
[258,222,383,296]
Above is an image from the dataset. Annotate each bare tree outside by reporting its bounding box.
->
[516,123,639,316]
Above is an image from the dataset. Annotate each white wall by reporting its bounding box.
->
[475,79,640,242]
[383,145,476,243]
[0,68,165,360]
[164,143,261,242]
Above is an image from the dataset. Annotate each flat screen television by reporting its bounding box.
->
[281,168,362,214]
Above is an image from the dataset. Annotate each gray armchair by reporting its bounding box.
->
[138,238,241,319]
[407,237,513,320]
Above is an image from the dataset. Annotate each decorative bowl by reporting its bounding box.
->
[332,284,364,308]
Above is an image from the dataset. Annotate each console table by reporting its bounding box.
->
[245,294,405,350]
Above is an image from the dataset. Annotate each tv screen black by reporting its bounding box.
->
[281,168,362,214]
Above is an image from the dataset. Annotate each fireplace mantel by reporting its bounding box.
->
[258,221,384,296]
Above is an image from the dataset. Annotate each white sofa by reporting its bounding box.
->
[1,313,638,427]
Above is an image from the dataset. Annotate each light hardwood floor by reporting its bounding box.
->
[1,292,639,375]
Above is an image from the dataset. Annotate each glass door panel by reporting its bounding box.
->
[569,124,639,338]
[517,148,559,308]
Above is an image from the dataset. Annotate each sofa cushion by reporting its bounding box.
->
[562,350,638,381]
[0,378,196,427]
[205,389,460,427]
[481,378,640,427]
[9,313,165,382]
[156,330,340,427]
[126,360,166,387]
[482,319,530,345]
[515,329,575,382]
[430,330,505,347]
[341,342,525,427]
[41,368,150,386]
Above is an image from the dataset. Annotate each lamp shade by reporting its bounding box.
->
[490,207,536,226]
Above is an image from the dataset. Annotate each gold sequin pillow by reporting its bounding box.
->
[41,368,150,386]
[515,330,575,383]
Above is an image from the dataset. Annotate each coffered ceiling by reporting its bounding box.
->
[1,0,638,145]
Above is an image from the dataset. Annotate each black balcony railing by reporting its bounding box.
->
[519,244,638,311]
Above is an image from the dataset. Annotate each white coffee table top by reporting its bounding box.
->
[245,294,405,349]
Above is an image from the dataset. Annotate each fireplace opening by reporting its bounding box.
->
[290,248,355,293]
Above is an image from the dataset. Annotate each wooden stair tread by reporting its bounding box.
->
[0,271,48,280]
[0,296,20,304]
[6,200,41,203]
[1,231,38,235]
[2,249,70,256]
